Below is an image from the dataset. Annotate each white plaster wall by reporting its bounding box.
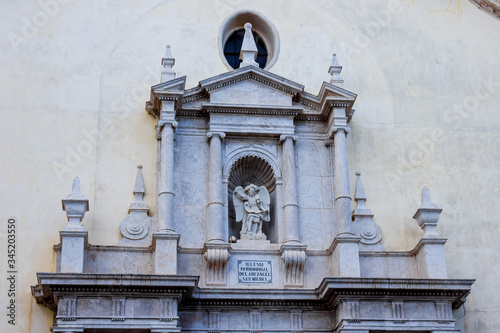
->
[0,0,498,332]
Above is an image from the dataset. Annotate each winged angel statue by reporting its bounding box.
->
[233,184,270,240]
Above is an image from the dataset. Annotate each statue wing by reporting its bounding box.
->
[258,186,271,222]
[233,186,245,222]
[259,186,270,205]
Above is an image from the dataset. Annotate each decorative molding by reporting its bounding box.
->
[290,310,303,333]
[208,311,221,332]
[112,298,126,321]
[391,301,405,323]
[160,297,178,321]
[250,310,262,332]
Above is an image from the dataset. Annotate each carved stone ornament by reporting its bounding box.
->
[352,172,383,248]
[233,184,270,240]
[118,165,153,246]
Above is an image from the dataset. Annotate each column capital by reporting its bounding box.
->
[331,125,350,134]
[158,120,178,129]
[207,131,226,140]
[279,134,298,143]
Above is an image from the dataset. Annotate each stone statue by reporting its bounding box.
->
[233,184,270,240]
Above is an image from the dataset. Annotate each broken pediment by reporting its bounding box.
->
[147,65,358,127]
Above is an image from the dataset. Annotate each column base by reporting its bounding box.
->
[328,236,361,277]
[153,233,180,275]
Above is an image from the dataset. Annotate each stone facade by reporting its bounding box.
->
[31,26,476,332]
[1,1,499,332]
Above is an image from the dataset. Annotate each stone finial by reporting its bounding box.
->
[413,187,443,237]
[62,177,89,231]
[239,23,259,68]
[161,44,176,83]
[130,165,148,211]
[352,172,383,247]
[119,165,151,246]
[329,53,344,86]
[353,172,370,215]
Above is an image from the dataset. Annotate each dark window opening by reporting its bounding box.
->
[223,29,268,69]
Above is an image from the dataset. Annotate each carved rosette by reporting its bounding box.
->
[280,245,307,287]
[120,213,149,240]
[204,244,230,286]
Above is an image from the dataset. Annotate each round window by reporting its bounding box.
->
[218,10,280,71]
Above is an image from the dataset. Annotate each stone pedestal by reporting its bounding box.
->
[153,233,180,275]
[329,236,361,277]
[412,187,448,279]
[60,231,88,273]
[413,238,448,279]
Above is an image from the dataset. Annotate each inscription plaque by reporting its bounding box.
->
[237,260,272,284]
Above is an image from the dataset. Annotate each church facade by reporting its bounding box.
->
[1,1,499,332]
[32,12,476,333]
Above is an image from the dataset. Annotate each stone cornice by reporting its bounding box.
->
[202,103,302,117]
[32,273,474,313]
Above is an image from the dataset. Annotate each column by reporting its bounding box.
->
[158,121,176,233]
[279,134,307,287]
[204,132,230,286]
[328,108,360,277]
[153,114,180,275]
[206,131,226,243]
[280,134,300,244]
[333,126,353,236]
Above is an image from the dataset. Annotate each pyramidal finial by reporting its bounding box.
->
[239,23,259,68]
[420,186,440,209]
[130,165,148,211]
[66,177,85,200]
[353,172,371,215]
[161,44,176,83]
[329,53,344,86]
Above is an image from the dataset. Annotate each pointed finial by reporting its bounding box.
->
[329,53,344,86]
[161,44,176,83]
[413,187,443,237]
[353,172,371,215]
[62,177,89,231]
[130,165,148,211]
[239,23,259,68]
[66,177,85,200]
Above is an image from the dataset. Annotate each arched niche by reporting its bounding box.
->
[226,155,278,243]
